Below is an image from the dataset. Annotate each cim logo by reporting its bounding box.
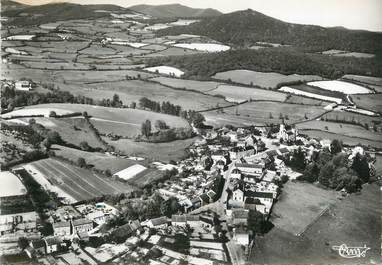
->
[332,244,370,258]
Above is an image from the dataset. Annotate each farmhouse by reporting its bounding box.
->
[171,215,187,227]
[72,218,93,234]
[235,162,264,177]
[44,236,66,254]
[15,80,32,91]
[113,164,147,181]
[146,216,168,229]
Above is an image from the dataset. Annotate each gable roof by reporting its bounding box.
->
[266,149,278,157]
[245,190,274,199]
[44,236,62,246]
[235,163,263,169]
[186,215,200,222]
[53,221,70,228]
[31,239,45,249]
[150,216,168,226]
[73,218,93,226]
[232,209,248,219]
[199,193,210,203]
[171,215,186,223]
[278,147,289,154]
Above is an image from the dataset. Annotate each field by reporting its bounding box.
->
[150,76,222,93]
[105,137,197,163]
[207,85,287,103]
[351,93,382,114]
[5,103,190,138]
[252,182,381,264]
[28,158,134,201]
[212,70,323,89]
[307,80,372,94]
[173,43,230,52]
[280,86,342,104]
[144,65,185,77]
[284,95,327,106]
[296,120,382,142]
[8,117,106,150]
[203,101,327,127]
[51,145,147,174]
[270,182,338,235]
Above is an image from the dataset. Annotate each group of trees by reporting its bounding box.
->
[296,139,372,193]
[138,97,205,128]
[1,85,123,113]
[140,119,194,143]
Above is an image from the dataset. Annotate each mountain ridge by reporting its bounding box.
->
[129,3,222,18]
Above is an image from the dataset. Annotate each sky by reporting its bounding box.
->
[14,0,382,32]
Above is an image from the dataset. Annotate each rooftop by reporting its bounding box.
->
[0,171,27,197]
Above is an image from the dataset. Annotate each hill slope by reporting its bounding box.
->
[2,2,133,25]
[129,4,221,18]
[158,9,382,53]
[1,0,27,12]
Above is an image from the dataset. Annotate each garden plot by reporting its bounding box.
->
[208,84,287,103]
[307,80,373,94]
[144,66,184,77]
[280,86,342,104]
[212,70,323,89]
[173,43,230,52]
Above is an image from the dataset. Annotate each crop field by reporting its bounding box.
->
[105,137,197,162]
[11,103,190,138]
[351,94,382,113]
[150,76,222,93]
[212,70,323,89]
[203,101,327,127]
[207,85,287,103]
[296,120,382,142]
[252,183,380,265]
[270,182,338,235]
[51,145,147,174]
[29,158,133,201]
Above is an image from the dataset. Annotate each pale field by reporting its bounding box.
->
[212,69,323,89]
[173,43,230,52]
[280,86,342,104]
[144,65,184,77]
[307,80,372,94]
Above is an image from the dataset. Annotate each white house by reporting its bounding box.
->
[146,216,168,229]
[230,168,241,180]
[44,237,63,254]
[53,221,71,237]
[233,227,249,246]
[232,188,244,202]
[72,218,93,234]
[112,164,147,181]
[15,80,32,91]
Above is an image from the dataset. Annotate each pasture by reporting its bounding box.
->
[105,137,197,162]
[51,145,146,174]
[9,103,190,138]
[203,101,327,127]
[150,76,222,93]
[280,86,342,104]
[351,93,382,114]
[252,184,381,265]
[29,158,133,201]
[61,80,231,111]
[207,85,287,103]
[212,70,323,89]
[270,181,337,235]
[296,120,382,142]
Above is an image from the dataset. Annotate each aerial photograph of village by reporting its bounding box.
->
[0,0,381,264]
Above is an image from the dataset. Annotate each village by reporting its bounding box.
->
[1,117,378,265]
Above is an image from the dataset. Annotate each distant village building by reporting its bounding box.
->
[15,80,32,91]
[53,221,71,237]
[146,216,168,229]
[72,218,93,234]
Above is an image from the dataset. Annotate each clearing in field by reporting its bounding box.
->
[172,43,230,52]
[212,70,323,89]
[28,158,133,202]
[307,80,372,94]
[208,85,287,103]
[144,65,184,77]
